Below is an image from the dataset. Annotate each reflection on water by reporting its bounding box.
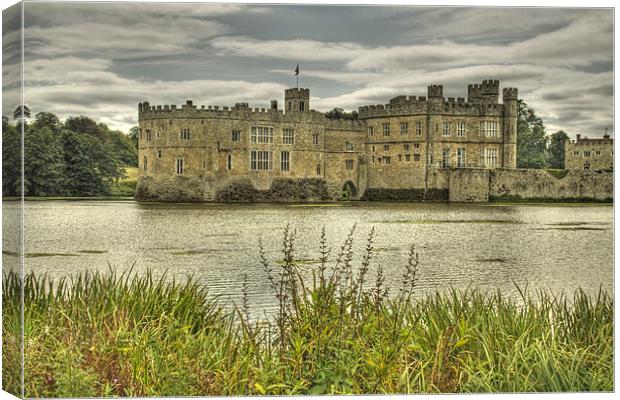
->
[3,200,614,316]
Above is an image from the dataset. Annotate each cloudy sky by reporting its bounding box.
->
[2,3,614,137]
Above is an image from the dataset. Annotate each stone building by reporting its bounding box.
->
[136,80,518,202]
[565,132,613,171]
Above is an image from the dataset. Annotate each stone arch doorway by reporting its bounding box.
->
[342,181,357,199]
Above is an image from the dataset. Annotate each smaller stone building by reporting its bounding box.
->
[565,133,613,171]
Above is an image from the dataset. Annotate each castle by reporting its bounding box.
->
[565,132,613,171]
[136,80,519,202]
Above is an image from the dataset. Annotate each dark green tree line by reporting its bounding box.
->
[2,111,137,197]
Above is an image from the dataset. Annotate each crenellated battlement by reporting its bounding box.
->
[138,99,296,121]
[481,79,500,95]
[358,81,514,119]
[284,88,310,96]
[503,88,518,101]
[427,84,443,98]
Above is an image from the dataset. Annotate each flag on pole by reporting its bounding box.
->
[295,63,299,76]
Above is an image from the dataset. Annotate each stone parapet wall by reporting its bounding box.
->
[489,169,613,201]
[134,168,613,203]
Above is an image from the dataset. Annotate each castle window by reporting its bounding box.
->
[442,122,450,136]
[299,101,305,111]
[384,144,389,151]
[405,154,411,162]
[288,101,292,111]
[157,125,163,138]
[378,157,382,164]
[596,150,601,156]
[372,145,375,152]
[413,154,421,162]
[143,156,148,171]
[157,149,162,158]
[176,157,184,174]
[280,151,290,171]
[232,130,241,142]
[283,128,295,145]
[346,142,354,151]
[435,123,439,133]
[483,147,498,166]
[400,122,408,135]
[404,144,410,152]
[398,154,402,162]
[573,151,579,156]
[312,132,320,145]
[481,121,498,137]
[383,123,390,136]
[441,148,450,168]
[457,148,466,168]
[250,150,273,171]
[227,154,233,171]
[368,126,374,137]
[371,156,375,163]
[251,126,274,144]
[584,151,591,157]
[384,156,391,165]
[146,129,152,141]
[180,128,190,140]
[317,164,321,175]
[457,122,466,136]
[416,121,422,136]
[345,159,354,170]
[414,143,420,149]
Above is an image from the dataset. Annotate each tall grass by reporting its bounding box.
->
[2,227,613,396]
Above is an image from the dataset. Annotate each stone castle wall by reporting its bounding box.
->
[565,135,613,171]
[135,80,611,203]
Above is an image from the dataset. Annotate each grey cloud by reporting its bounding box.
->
[7,3,613,139]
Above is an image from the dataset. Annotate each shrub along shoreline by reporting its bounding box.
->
[2,227,613,396]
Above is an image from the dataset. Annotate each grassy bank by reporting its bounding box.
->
[109,166,138,196]
[3,228,613,396]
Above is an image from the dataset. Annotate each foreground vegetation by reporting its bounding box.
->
[3,228,613,396]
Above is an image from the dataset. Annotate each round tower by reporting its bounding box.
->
[502,87,518,169]
[284,88,310,113]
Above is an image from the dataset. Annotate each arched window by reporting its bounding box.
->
[143,156,147,172]
[316,163,321,175]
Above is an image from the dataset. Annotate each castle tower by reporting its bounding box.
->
[427,84,443,101]
[481,80,499,104]
[502,87,518,169]
[467,84,482,103]
[285,88,310,113]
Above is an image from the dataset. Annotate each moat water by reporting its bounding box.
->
[3,200,614,316]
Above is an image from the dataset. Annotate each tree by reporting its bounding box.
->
[548,130,569,169]
[61,130,123,196]
[23,125,65,196]
[325,108,358,120]
[64,115,104,140]
[33,112,62,134]
[517,100,548,169]
[106,129,138,167]
[2,117,21,196]
[128,126,139,149]
[13,105,31,120]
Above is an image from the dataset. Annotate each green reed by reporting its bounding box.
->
[2,227,613,396]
